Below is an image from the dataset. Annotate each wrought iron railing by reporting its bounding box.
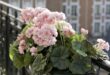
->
[0,1,27,75]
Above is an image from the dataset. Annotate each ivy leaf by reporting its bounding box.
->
[24,52,34,66]
[69,57,91,74]
[51,46,70,70]
[32,54,47,72]
[13,53,24,69]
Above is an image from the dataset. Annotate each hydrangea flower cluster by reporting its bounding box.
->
[95,39,110,51]
[17,7,75,55]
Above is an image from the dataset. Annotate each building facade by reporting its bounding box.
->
[2,0,110,37]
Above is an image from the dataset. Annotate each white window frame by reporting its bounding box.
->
[92,0,103,36]
[92,0,102,18]
[92,20,102,36]
[105,1,110,17]
[103,0,110,35]
[62,0,80,32]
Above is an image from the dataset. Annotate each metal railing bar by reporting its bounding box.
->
[0,1,21,12]
[0,10,22,22]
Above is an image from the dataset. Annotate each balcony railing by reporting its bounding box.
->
[0,1,27,75]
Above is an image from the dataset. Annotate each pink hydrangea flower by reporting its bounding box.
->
[104,42,110,51]
[32,25,58,47]
[30,47,37,56]
[33,10,66,28]
[18,46,25,54]
[34,7,49,17]
[18,40,27,54]
[57,21,75,37]
[19,40,26,46]
[81,28,88,35]
[52,12,66,20]
[33,10,52,27]
[63,28,75,37]
[25,27,34,38]
[21,8,35,22]
[96,39,110,51]
[16,33,25,42]
[97,39,105,43]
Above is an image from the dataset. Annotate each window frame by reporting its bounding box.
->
[92,0,102,36]
[62,0,80,32]
[92,20,102,36]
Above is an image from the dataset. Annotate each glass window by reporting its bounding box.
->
[9,0,20,15]
[94,22,100,33]
[71,5,77,16]
[62,5,66,14]
[9,0,20,7]
[35,0,46,7]
[95,5,101,16]
[62,0,79,31]
[71,23,77,31]
[22,0,33,8]
[106,5,110,15]
[106,22,110,30]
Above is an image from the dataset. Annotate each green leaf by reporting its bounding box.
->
[69,57,91,74]
[24,52,34,66]
[9,41,18,61]
[22,24,32,33]
[37,46,45,52]
[71,34,86,42]
[26,38,34,47]
[13,53,24,69]
[82,40,96,56]
[44,63,53,74]
[72,42,87,57]
[51,46,70,70]
[95,50,109,60]
[32,54,47,72]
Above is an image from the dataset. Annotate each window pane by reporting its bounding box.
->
[106,22,110,30]
[95,5,101,16]
[106,5,110,15]
[22,0,33,8]
[9,0,20,7]
[71,5,77,16]
[35,0,46,7]
[62,5,66,14]
[71,23,77,31]
[94,22,100,33]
